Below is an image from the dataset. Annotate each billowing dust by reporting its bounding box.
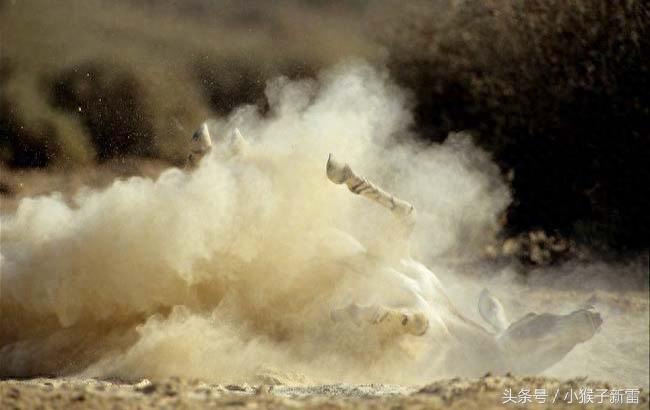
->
[0,63,647,387]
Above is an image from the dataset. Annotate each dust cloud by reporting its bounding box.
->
[0,62,646,387]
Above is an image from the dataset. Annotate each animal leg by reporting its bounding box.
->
[326,154,416,234]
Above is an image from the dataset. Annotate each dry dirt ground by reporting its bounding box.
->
[2,376,649,410]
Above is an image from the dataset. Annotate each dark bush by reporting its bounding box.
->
[194,57,269,115]
[378,0,649,251]
[49,63,156,162]
[0,99,53,168]
[193,57,317,116]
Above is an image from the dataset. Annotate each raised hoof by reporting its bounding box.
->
[326,153,352,185]
[191,122,213,155]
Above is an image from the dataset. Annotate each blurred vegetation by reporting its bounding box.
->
[0,0,374,167]
[374,0,649,252]
[0,0,648,251]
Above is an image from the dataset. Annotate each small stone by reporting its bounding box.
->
[70,392,85,402]
[484,244,498,259]
[7,387,20,399]
[255,385,273,396]
[502,238,521,256]
[134,379,156,394]
[549,238,568,252]
[225,384,247,392]
[530,245,551,265]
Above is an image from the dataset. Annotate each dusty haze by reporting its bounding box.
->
[1,63,647,388]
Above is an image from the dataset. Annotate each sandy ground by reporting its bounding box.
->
[2,376,648,409]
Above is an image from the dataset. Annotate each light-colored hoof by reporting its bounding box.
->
[231,128,250,154]
[191,122,213,155]
[326,153,352,184]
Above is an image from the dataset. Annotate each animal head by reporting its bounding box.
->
[478,289,602,374]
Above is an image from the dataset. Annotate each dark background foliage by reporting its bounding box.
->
[376,0,649,251]
[1,0,648,252]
